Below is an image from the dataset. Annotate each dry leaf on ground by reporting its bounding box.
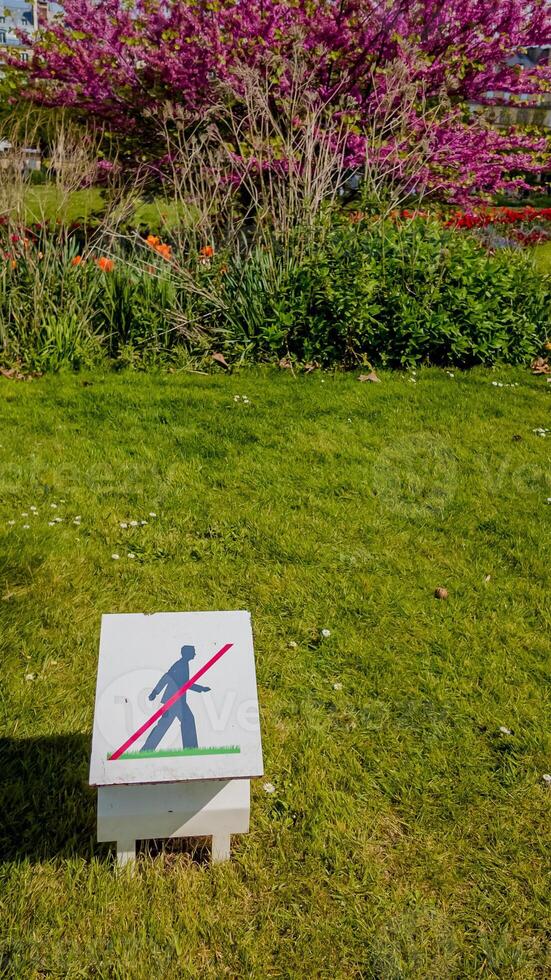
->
[0,366,42,381]
[531,357,550,375]
[212,352,230,369]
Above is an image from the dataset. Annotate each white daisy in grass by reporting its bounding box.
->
[140,520,148,526]
[120,522,128,529]
[21,512,28,517]
[321,629,331,639]
[48,521,55,526]
[129,520,138,527]
[111,553,120,560]
[149,512,157,517]
[127,552,136,559]
[22,524,30,529]
[50,503,57,509]
[30,506,37,512]
[263,782,275,794]
[542,774,551,785]
[8,520,15,526]
[25,673,36,681]
[333,682,343,691]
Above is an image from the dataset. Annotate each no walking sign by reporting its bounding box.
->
[89,610,263,863]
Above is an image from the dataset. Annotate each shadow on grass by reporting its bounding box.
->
[0,736,216,866]
[0,734,102,863]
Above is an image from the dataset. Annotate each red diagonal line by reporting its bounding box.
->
[108,642,234,761]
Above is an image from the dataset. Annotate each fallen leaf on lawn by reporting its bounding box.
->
[358,371,381,383]
[212,352,230,369]
[303,362,319,373]
[531,357,550,375]
[279,357,292,370]
[0,365,42,381]
[434,586,449,599]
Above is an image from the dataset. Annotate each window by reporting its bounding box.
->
[19,50,30,62]
[0,31,6,44]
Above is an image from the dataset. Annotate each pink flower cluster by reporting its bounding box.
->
[5,0,551,201]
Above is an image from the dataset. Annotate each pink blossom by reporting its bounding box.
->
[4,0,550,200]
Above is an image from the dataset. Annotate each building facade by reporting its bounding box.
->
[476,46,551,129]
[0,2,51,63]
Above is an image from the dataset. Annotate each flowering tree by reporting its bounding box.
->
[7,0,551,201]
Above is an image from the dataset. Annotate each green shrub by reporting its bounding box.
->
[1,218,549,371]
[217,220,551,367]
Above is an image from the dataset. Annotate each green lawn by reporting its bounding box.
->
[0,367,550,978]
[533,241,551,275]
[23,186,106,226]
[23,186,187,230]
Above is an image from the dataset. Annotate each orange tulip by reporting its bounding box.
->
[200,244,214,258]
[71,255,84,266]
[146,235,160,247]
[96,256,115,272]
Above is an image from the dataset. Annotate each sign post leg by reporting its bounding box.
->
[212,833,231,863]
[116,837,136,867]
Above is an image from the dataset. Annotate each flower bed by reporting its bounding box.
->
[1,212,550,372]
[387,206,551,249]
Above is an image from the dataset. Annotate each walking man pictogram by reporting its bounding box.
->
[141,645,210,751]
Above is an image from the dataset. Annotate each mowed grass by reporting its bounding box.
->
[23,186,187,230]
[533,241,551,275]
[0,367,550,979]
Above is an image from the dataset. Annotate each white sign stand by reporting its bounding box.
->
[89,611,263,865]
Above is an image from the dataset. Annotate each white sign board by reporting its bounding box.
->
[89,611,263,787]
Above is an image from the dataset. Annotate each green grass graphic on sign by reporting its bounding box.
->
[107,746,241,760]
